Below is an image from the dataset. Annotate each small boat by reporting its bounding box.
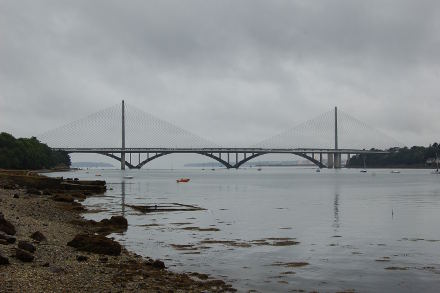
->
[316,168,321,172]
[123,176,134,179]
[176,178,190,183]
[360,169,367,173]
[391,170,400,174]
[257,168,262,171]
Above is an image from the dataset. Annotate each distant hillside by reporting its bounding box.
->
[71,162,114,168]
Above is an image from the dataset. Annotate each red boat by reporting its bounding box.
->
[176,178,190,183]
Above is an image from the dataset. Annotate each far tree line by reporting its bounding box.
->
[0,132,71,170]
[347,143,440,168]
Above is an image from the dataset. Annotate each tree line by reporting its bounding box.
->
[347,143,440,168]
[0,132,71,170]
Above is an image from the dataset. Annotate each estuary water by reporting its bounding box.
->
[48,168,440,292]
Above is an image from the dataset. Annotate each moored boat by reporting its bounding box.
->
[176,178,190,183]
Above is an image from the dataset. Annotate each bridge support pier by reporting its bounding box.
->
[327,153,334,169]
[334,153,341,169]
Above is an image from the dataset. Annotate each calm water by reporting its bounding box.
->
[48,168,440,292]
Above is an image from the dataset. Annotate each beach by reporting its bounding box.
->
[0,171,234,292]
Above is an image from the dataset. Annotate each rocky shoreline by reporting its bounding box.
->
[0,170,235,292]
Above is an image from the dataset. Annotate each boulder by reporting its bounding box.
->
[31,231,47,242]
[67,234,121,256]
[53,194,74,203]
[18,240,36,253]
[93,216,128,235]
[0,252,9,265]
[100,216,128,228]
[13,193,19,198]
[0,212,16,235]
[15,248,34,262]
[0,231,16,244]
[152,259,166,269]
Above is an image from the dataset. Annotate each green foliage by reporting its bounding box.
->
[0,132,71,170]
[347,143,440,168]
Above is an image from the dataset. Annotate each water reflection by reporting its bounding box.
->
[333,192,340,230]
[121,180,126,216]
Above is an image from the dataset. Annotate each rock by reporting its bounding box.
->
[53,194,74,203]
[43,190,52,195]
[152,259,166,269]
[99,256,108,263]
[94,216,128,235]
[67,234,121,256]
[0,231,16,243]
[0,252,9,265]
[0,212,16,235]
[15,248,34,262]
[31,231,47,242]
[18,240,36,253]
[100,216,128,227]
[0,239,8,245]
[41,262,50,267]
[76,255,88,262]
[13,193,19,198]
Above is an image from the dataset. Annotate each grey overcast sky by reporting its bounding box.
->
[1,0,440,150]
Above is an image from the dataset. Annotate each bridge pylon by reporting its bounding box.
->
[121,100,126,170]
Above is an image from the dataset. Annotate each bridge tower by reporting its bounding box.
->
[121,100,126,170]
[334,106,341,169]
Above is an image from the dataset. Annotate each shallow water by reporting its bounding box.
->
[49,167,440,292]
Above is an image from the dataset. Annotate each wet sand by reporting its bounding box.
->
[0,171,234,292]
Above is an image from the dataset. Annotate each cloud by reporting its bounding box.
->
[1,0,439,160]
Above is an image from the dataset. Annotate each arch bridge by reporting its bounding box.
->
[54,147,388,169]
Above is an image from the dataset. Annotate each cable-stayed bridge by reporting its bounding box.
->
[39,101,399,169]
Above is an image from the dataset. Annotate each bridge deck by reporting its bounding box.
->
[54,147,388,154]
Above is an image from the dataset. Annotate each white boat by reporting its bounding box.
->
[391,170,400,174]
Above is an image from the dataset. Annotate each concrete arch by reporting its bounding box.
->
[135,152,169,169]
[232,152,327,169]
[134,152,233,169]
[294,153,327,168]
[233,153,266,168]
[102,153,136,169]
